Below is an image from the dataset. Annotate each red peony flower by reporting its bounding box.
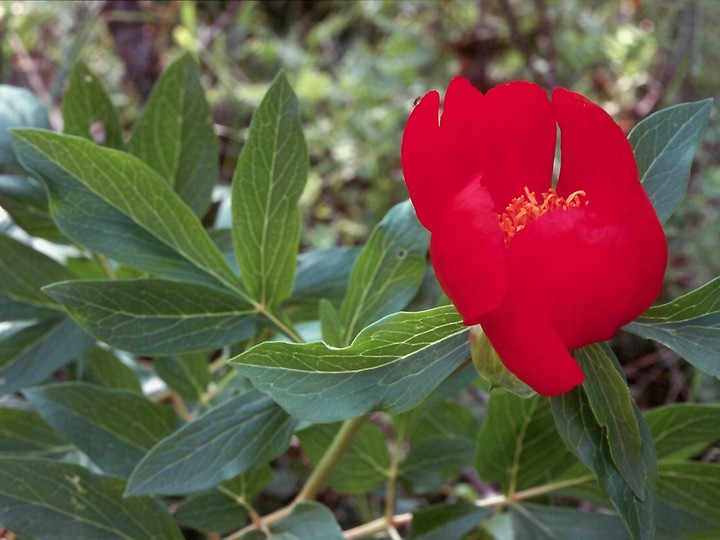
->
[402,78,667,396]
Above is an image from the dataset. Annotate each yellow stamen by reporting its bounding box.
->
[498,186,588,246]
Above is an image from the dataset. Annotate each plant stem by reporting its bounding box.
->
[342,475,596,538]
[383,420,407,523]
[255,304,305,343]
[226,415,370,538]
[95,253,117,280]
[295,414,370,502]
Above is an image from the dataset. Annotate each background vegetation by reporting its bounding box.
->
[1,0,718,537]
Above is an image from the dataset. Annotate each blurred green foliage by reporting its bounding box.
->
[1,0,717,284]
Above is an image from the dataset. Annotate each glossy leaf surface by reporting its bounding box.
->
[231,306,469,423]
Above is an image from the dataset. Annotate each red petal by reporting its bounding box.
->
[553,88,644,215]
[438,77,485,199]
[616,195,668,322]
[429,181,508,325]
[480,303,585,396]
[401,89,443,230]
[478,82,556,211]
[507,207,657,349]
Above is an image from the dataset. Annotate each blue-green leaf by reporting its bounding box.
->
[0,457,182,539]
[629,98,713,222]
[0,317,94,396]
[511,503,632,540]
[550,377,657,540]
[297,421,389,494]
[62,62,123,149]
[154,353,210,400]
[409,503,490,540]
[11,129,247,295]
[44,279,257,355]
[656,461,720,535]
[0,234,72,319]
[0,174,65,242]
[128,53,217,216]
[335,200,429,346]
[26,383,178,478]
[82,347,142,393]
[230,306,469,423]
[0,407,70,457]
[575,344,648,499]
[232,72,308,308]
[475,392,571,493]
[126,390,297,496]
[239,502,344,540]
[0,85,51,172]
[645,403,720,459]
[625,277,720,377]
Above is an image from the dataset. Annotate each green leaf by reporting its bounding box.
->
[510,503,632,540]
[0,234,73,318]
[406,400,479,445]
[62,62,123,149]
[0,457,182,540]
[44,279,257,355]
[409,502,490,540]
[0,407,70,457]
[154,352,210,400]
[629,98,713,222]
[575,344,647,499]
[26,382,178,478]
[239,501,344,540]
[128,53,217,216]
[645,403,720,459]
[0,174,65,242]
[319,298,343,346]
[232,72,308,308]
[657,461,720,535]
[0,85,51,172]
[285,247,360,320]
[174,466,272,535]
[230,306,469,423]
[297,421,389,494]
[550,384,656,540]
[126,390,297,496]
[11,129,247,294]
[335,200,429,346]
[625,277,720,377]
[400,436,476,493]
[0,317,94,396]
[82,347,142,393]
[475,392,572,493]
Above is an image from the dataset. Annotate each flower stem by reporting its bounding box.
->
[295,414,370,502]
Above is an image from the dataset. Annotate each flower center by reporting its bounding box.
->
[498,186,587,246]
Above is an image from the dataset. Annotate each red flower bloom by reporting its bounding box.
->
[402,78,667,396]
